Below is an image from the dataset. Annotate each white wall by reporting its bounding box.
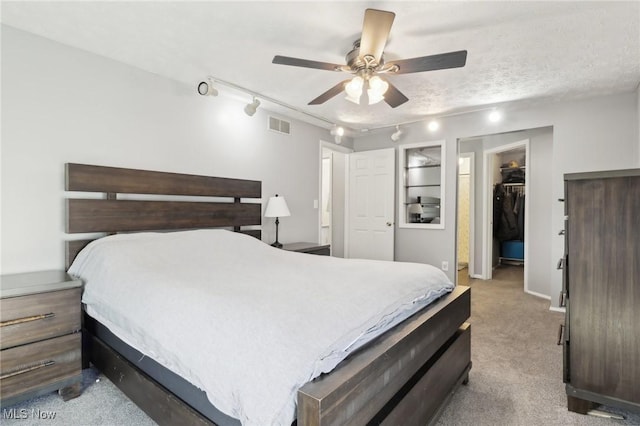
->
[0,25,341,273]
[354,91,639,309]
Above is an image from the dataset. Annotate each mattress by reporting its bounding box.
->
[69,229,454,426]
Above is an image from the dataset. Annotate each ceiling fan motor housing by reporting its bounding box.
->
[346,40,384,72]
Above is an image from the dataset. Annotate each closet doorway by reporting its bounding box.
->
[457,153,474,284]
[483,140,529,287]
[458,127,553,299]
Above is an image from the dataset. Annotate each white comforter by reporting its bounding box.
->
[69,229,454,425]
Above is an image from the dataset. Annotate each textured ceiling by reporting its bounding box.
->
[2,1,639,133]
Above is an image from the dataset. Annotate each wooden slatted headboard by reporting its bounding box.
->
[65,163,262,268]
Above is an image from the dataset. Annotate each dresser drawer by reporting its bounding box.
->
[0,288,81,349]
[0,332,81,401]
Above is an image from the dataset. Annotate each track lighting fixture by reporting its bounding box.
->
[197,78,218,97]
[244,98,261,116]
[391,125,403,142]
[330,125,345,144]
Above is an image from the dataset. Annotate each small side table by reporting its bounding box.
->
[0,270,83,406]
[281,242,330,256]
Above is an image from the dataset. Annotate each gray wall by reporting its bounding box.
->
[0,25,346,273]
[354,92,639,309]
[460,127,553,298]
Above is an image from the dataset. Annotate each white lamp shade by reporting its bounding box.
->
[265,195,291,218]
[367,76,389,105]
[344,76,364,104]
[408,203,424,214]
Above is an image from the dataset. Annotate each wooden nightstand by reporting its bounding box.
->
[0,271,83,406]
[281,242,330,256]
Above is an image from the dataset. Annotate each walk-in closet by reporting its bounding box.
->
[493,148,526,267]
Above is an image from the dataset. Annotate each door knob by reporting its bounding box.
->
[386,222,393,227]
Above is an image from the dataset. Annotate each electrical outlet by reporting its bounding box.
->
[441,261,449,271]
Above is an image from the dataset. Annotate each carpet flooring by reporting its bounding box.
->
[2,265,638,425]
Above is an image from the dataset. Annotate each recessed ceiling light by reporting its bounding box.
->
[427,120,440,132]
[488,110,502,123]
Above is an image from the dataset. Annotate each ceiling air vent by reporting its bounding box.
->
[268,116,291,135]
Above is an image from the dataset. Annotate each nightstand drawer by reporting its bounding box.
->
[0,333,82,400]
[0,288,81,349]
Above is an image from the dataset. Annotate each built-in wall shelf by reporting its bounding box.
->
[405,164,441,170]
[398,141,445,229]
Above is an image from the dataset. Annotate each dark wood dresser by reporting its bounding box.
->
[281,242,330,256]
[0,270,83,406]
[561,169,639,414]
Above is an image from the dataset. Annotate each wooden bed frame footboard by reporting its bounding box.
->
[299,286,470,426]
[65,163,471,426]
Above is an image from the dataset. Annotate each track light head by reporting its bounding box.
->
[244,98,261,116]
[330,125,345,137]
[391,125,403,142]
[330,125,345,144]
[197,79,218,96]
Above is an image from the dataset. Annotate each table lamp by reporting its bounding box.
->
[264,194,291,248]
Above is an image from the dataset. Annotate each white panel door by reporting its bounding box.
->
[348,148,395,260]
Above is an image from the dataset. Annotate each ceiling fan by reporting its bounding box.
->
[272,9,467,108]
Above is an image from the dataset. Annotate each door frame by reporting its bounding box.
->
[318,140,352,255]
[456,152,475,279]
[482,139,530,290]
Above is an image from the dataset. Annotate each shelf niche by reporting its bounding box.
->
[398,141,445,229]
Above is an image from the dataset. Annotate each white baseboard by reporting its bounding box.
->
[470,274,483,279]
[549,306,566,313]
[524,289,551,300]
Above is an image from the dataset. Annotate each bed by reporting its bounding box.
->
[64,163,471,426]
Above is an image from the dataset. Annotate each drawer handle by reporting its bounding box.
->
[0,360,55,380]
[559,292,567,307]
[557,258,564,270]
[557,324,564,345]
[0,312,55,327]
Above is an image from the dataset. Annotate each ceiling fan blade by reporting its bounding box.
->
[308,80,351,105]
[359,9,395,64]
[272,55,343,71]
[384,80,409,108]
[390,50,467,74]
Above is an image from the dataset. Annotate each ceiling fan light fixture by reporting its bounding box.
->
[368,76,389,99]
[345,76,364,104]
